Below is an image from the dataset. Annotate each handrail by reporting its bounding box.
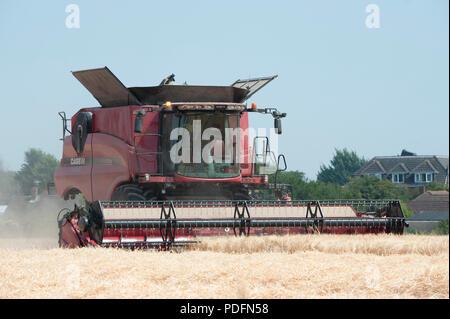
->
[133,133,163,175]
[58,111,72,140]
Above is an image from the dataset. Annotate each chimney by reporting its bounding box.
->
[401,149,416,156]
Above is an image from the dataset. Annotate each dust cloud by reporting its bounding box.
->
[0,195,73,249]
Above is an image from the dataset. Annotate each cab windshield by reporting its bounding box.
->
[175,112,240,179]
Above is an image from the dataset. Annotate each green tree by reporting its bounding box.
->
[317,148,368,186]
[424,182,449,192]
[269,171,348,200]
[400,202,414,218]
[434,220,449,235]
[344,175,411,200]
[14,148,59,194]
[271,171,413,201]
[265,170,307,200]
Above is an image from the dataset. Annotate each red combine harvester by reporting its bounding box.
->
[55,67,406,249]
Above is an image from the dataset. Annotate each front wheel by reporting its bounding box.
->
[111,184,146,201]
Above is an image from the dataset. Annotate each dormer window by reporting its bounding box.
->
[392,173,405,183]
[415,172,433,183]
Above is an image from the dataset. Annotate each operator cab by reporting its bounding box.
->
[160,108,242,179]
[70,67,286,183]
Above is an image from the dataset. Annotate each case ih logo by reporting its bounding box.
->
[63,157,122,167]
[69,157,86,166]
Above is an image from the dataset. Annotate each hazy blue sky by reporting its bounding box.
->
[0,0,448,179]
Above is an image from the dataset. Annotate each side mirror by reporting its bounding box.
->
[134,110,146,133]
[274,118,282,134]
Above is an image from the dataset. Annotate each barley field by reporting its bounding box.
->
[0,234,448,299]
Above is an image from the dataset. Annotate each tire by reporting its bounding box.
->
[232,192,252,200]
[72,112,93,155]
[144,189,158,201]
[112,184,146,201]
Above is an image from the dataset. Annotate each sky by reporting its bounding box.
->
[0,0,448,180]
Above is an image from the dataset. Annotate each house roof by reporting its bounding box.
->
[406,191,449,215]
[354,159,386,175]
[387,162,409,174]
[407,211,449,221]
[436,157,449,170]
[411,160,439,173]
[354,155,449,182]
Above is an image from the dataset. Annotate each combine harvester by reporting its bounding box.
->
[54,67,406,249]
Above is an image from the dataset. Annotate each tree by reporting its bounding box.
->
[264,170,307,200]
[344,175,411,201]
[14,148,59,194]
[434,219,449,235]
[268,171,413,201]
[424,182,449,192]
[317,148,368,185]
[269,171,348,200]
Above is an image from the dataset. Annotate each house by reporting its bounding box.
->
[406,190,449,215]
[405,190,449,232]
[353,150,449,187]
